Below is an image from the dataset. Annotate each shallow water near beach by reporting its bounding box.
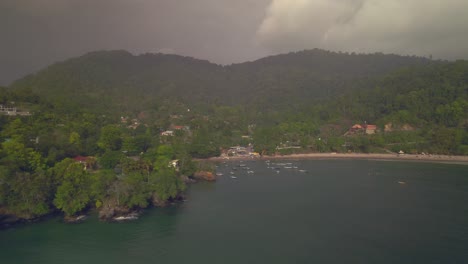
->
[1,160,468,263]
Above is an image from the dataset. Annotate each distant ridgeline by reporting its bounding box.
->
[10,49,434,112]
[0,49,467,224]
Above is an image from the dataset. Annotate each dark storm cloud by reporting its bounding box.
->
[0,0,270,85]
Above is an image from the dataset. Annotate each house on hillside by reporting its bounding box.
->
[344,124,363,136]
[345,123,377,136]
[128,119,140,129]
[365,124,377,135]
[0,105,17,116]
[120,116,128,124]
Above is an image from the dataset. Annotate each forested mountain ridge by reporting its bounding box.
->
[11,50,227,112]
[10,49,435,111]
[227,49,435,106]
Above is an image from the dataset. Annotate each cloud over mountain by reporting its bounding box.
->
[257,0,468,59]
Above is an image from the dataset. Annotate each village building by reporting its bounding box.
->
[226,146,253,156]
[228,146,248,156]
[127,119,140,129]
[365,124,377,134]
[345,123,377,136]
[73,156,95,170]
[0,104,31,116]
[160,130,174,136]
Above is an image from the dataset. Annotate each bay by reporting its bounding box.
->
[1,160,468,263]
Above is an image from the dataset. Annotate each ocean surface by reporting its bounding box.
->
[1,160,468,263]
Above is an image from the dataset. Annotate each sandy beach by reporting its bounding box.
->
[208,153,468,165]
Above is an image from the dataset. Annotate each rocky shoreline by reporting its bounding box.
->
[1,171,217,229]
[3,154,466,229]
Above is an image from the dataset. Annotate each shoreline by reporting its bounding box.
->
[208,153,468,165]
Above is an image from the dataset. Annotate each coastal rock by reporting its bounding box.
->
[193,171,216,181]
[99,207,136,221]
[98,199,133,221]
[151,193,185,207]
[99,206,115,220]
[0,214,21,229]
[181,175,196,184]
[64,215,87,223]
[113,212,139,221]
[152,195,169,207]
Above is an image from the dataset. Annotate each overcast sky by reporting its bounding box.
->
[1,0,468,85]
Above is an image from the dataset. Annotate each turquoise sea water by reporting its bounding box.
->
[1,160,468,263]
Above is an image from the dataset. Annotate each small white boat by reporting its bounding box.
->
[230,175,237,179]
[216,172,223,176]
[298,169,308,173]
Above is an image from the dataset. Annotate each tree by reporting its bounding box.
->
[1,139,44,172]
[98,125,122,151]
[53,163,91,216]
[149,162,185,202]
[118,172,151,208]
[2,169,52,218]
[69,131,81,145]
[98,150,123,170]
[90,169,117,207]
[157,145,174,160]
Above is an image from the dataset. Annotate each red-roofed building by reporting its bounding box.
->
[73,156,97,170]
[73,156,88,163]
[365,124,377,135]
[345,123,377,136]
